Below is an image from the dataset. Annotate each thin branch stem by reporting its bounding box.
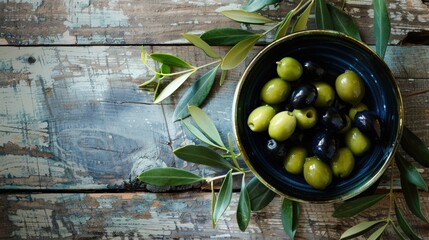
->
[205,170,251,183]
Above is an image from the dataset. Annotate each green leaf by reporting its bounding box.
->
[367,223,387,240]
[340,220,385,239]
[373,0,391,59]
[200,28,258,46]
[181,121,224,150]
[391,222,407,240]
[173,145,234,169]
[237,174,251,232]
[181,33,220,58]
[292,0,314,32]
[395,203,423,240]
[219,69,227,85]
[141,46,147,64]
[247,176,276,211]
[173,66,219,121]
[137,167,203,186]
[212,170,233,227]
[221,10,277,24]
[274,10,294,40]
[139,64,170,88]
[401,126,429,167]
[221,35,261,70]
[281,198,300,239]
[153,71,195,103]
[150,53,194,68]
[400,169,428,222]
[327,4,361,41]
[396,154,428,191]
[242,0,282,12]
[211,181,216,221]
[332,194,387,218]
[188,105,226,148]
[315,0,334,30]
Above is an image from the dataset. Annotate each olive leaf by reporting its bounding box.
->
[138,167,204,186]
[247,176,276,211]
[340,220,385,239]
[173,66,219,121]
[200,28,258,46]
[400,169,428,222]
[332,194,387,218]
[181,121,225,150]
[181,33,220,59]
[315,0,334,30]
[373,0,391,59]
[150,53,194,68]
[274,10,294,40]
[219,69,227,85]
[327,4,361,41]
[141,46,148,64]
[153,70,195,103]
[221,10,277,24]
[291,0,314,32]
[281,198,300,239]
[242,0,282,12]
[401,126,429,167]
[173,145,234,169]
[367,223,387,240]
[221,34,261,70]
[395,202,423,240]
[188,105,226,148]
[391,222,407,240]
[212,170,233,228]
[227,133,240,169]
[139,64,170,88]
[396,154,428,191]
[237,174,251,232]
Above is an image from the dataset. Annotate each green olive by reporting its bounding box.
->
[292,107,318,129]
[303,156,333,190]
[247,105,276,132]
[276,57,303,81]
[284,146,307,175]
[345,127,371,156]
[268,111,296,141]
[260,78,292,104]
[348,102,368,120]
[313,81,335,107]
[335,70,365,106]
[331,147,355,178]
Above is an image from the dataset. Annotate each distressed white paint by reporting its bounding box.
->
[63,0,130,29]
[0,0,43,10]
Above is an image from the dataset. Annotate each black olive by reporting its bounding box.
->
[290,83,318,109]
[354,110,382,139]
[320,107,347,132]
[311,130,338,162]
[302,60,326,81]
[266,138,288,160]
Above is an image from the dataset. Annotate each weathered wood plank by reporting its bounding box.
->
[0,191,428,239]
[0,0,428,45]
[0,46,428,190]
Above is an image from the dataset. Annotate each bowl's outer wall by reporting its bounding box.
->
[234,31,403,203]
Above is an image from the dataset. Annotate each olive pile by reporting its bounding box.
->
[247,57,382,190]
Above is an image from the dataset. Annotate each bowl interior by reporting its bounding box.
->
[233,30,403,203]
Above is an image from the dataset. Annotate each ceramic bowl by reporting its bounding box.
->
[232,30,403,203]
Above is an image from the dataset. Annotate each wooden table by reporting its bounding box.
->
[1,1,428,239]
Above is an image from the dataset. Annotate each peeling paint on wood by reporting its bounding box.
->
[0,192,428,239]
[0,0,428,45]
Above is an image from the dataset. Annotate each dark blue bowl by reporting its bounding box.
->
[232,30,403,203]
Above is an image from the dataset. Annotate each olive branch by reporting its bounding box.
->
[136,0,429,239]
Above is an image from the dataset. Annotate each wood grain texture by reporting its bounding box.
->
[0,45,428,191]
[0,191,428,239]
[0,0,428,45]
